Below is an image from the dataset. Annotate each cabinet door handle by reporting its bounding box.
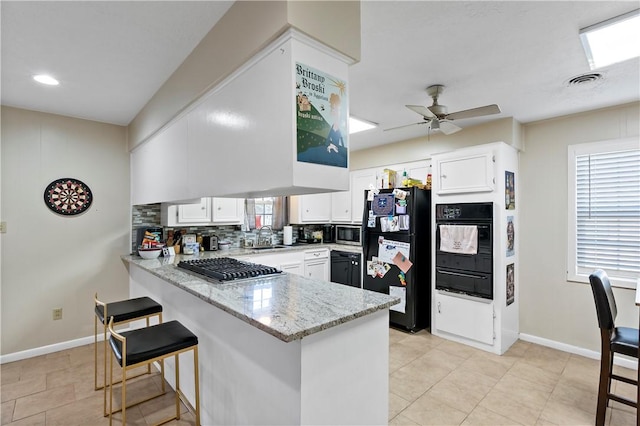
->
[437,301,441,314]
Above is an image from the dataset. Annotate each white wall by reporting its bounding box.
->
[351,102,640,353]
[1,106,130,355]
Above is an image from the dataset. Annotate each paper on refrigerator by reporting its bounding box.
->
[389,286,406,313]
[378,238,410,264]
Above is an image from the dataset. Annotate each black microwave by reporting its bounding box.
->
[335,225,361,246]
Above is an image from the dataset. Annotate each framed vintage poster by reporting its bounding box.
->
[506,263,515,306]
[505,171,515,209]
[295,62,348,168]
[506,215,515,257]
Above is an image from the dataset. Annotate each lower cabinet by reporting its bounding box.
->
[434,291,494,345]
[279,260,304,276]
[304,248,330,281]
[240,248,330,281]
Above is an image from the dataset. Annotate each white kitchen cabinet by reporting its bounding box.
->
[304,248,330,281]
[434,292,494,345]
[350,169,377,223]
[238,251,305,277]
[161,197,244,226]
[431,142,520,355]
[211,198,244,224]
[289,193,331,224]
[435,153,494,194]
[279,260,304,276]
[330,190,352,223]
[177,198,211,223]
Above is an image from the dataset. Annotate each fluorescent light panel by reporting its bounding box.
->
[580,9,640,70]
[349,116,377,134]
[33,74,59,86]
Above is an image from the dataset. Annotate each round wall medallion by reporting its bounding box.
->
[44,178,93,216]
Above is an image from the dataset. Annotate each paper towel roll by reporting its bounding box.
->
[283,226,293,245]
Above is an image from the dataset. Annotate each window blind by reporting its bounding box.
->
[575,148,640,276]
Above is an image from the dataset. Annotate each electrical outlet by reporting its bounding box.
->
[52,308,63,320]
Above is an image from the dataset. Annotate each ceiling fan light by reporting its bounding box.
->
[430,120,440,131]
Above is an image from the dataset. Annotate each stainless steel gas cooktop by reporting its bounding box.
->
[177,257,281,281]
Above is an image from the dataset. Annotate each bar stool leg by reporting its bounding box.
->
[194,346,200,426]
[94,312,99,390]
[175,354,181,420]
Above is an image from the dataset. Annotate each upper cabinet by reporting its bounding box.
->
[349,169,377,224]
[434,153,494,194]
[211,198,244,224]
[289,193,331,224]
[330,190,351,223]
[161,198,244,226]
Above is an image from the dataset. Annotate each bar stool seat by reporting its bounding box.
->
[94,294,163,415]
[108,318,200,426]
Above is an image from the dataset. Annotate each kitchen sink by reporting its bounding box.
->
[251,245,288,250]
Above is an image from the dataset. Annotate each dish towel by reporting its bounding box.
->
[439,225,478,255]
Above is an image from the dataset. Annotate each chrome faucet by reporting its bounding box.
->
[257,226,273,247]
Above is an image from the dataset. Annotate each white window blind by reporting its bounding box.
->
[575,148,640,278]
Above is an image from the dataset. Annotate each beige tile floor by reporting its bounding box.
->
[0,329,636,425]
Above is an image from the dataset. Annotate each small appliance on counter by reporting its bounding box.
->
[335,225,361,246]
[295,225,323,244]
[202,235,219,251]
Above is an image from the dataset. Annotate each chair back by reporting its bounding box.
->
[589,269,617,330]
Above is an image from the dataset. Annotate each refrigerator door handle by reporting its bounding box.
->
[437,269,487,280]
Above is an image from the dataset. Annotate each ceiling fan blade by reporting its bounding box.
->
[384,121,430,132]
[405,105,436,119]
[439,120,462,135]
[445,104,501,121]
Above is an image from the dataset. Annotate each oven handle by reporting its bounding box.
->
[437,269,487,280]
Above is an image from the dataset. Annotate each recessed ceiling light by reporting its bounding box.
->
[580,9,640,70]
[33,74,59,86]
[349,116,377,134]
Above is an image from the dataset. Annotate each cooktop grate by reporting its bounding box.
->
[177,257,281,281]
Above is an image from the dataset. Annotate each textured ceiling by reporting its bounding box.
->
[1,1,638,151]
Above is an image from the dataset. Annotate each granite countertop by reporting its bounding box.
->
[121,246,395,343]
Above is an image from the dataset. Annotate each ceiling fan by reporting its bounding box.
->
[386,84,501,135]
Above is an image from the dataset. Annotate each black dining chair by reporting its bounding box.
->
[588,269,639,425]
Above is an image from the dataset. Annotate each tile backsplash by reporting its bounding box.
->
[131,204,284,252]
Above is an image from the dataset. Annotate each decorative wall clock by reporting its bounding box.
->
[44,178,93,216]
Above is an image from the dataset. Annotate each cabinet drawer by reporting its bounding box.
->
[304,249,329,261]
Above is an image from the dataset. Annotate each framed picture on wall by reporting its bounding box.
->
[506,263,515,306]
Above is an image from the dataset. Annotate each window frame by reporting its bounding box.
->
[567,137,640,289]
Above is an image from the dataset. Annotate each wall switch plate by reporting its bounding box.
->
[0,222,6,233]
[53,308,63,320]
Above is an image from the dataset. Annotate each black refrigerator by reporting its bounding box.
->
[362,187,431,332]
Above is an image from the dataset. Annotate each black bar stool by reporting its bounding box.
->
[589,269,639,425]
[107,317,200,426]
[94,293,163,415]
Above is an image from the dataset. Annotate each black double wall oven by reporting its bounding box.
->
[435,202,493,300]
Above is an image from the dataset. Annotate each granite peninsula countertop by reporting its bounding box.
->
[121,245,396,343]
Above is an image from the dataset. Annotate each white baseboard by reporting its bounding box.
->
[519,333,638,371]
[0,334,101,364]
